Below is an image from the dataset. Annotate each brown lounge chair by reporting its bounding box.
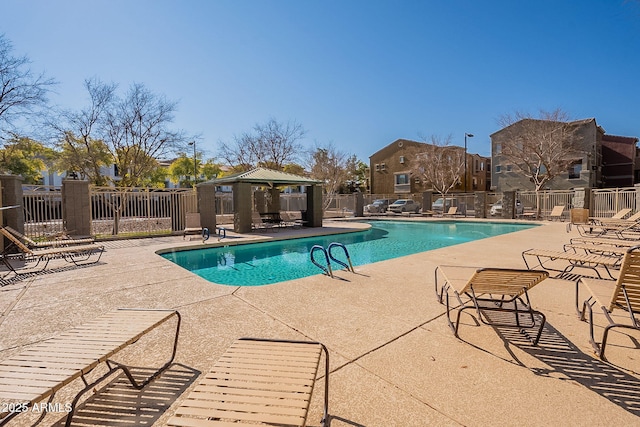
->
[0,227,104,276]
[577,245,640,361]
[435,266,549,345]
[0,308,181,426]
[2,225,94,248]
[167,337,329,427]
[183,212,207,242]
[548,205,565,221]
[521,247,620,280]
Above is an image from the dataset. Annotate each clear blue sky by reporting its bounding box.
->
[3,0,640,162]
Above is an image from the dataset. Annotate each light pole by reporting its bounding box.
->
[188,141,197,186]
[464,133,474,193]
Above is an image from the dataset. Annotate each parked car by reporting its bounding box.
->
[388,199,421,213]
[364,199,391,213]
[490,199,524,216]
[432,197,466,215]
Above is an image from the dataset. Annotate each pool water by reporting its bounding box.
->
[160,220,536,286]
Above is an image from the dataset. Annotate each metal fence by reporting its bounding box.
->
[90,187,197,237]
[22,184,640,239]
[22,185,65,238]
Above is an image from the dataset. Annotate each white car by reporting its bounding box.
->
[388,199,421,213]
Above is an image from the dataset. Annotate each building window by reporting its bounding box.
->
[494,143,502,154]
[506,164,512,172]
[568,160,583,179]
[395,173,410,185]
[496,165,502,173]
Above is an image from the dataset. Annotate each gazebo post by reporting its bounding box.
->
[233,182,252,233]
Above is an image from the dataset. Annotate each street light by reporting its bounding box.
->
[188,141,197,186]
[464,133,474,193]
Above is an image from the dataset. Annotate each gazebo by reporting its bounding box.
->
[196,167,324,233]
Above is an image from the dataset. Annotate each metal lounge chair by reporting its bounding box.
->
[435,266,550,345]
[167,337,329,427]
[576,213,640,238]
[588,208,632,225]
[577,245,640,361]
[522,247,621,280]
[548,205,565,221]
[443,206,458,217]
[2,225,94,248]
[0,226,104,276]
[252,212,276,232]
[183,212,209,242]
[0,308,181,426]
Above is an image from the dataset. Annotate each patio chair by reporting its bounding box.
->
[0,226,104,275]
[443,206,458,217]
[548,205,565,221]
[252,212,276,232]
[280,211,302,228]
[167,337,329,427]
[183,212,207,242]
[0,308,181,426]
[588,208,632,225]
[522,247,620,280]
[435,266,550,344]
[2,225,94,248]
[577,245,640,361]
[576,214,640,239]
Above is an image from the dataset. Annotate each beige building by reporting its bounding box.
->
[369,139,490,195]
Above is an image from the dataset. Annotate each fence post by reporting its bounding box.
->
[62,180,92,237]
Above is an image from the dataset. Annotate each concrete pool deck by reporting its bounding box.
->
[0,218,639,426]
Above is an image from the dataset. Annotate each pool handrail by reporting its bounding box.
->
[310,245,333,278]
[328,242,354,273]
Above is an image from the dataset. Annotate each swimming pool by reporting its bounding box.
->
[160,220,536,286]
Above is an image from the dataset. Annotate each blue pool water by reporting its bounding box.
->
[160,220,536,286]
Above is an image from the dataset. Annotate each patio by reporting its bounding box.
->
[0,219,638,426]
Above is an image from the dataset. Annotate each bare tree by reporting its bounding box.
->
[307,144,356,210]
[103,83,186,186]
[495,109,583,215]
[220,118,305,170]
[52,78,116,185]
[0,34,56,138]
[407,135,465,198]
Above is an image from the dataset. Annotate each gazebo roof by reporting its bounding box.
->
[201,167,322,187]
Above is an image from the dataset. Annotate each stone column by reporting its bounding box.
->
[0,175,24,235]
[422,191,433,213]
[197,182,217,232]
[62,179,92,237]
[267,188,281,213]
[233,182,252,233]
[305,184,323,227]
[502,191,516,219]
[354,193,364,217]
[474,192,487,218]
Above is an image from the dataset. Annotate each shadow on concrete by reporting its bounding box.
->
[54,363,200,426]
[496,322,640,418]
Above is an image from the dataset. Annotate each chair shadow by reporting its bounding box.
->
[490,318,640,417]
[0,260,107,287]
[54,363,200,426]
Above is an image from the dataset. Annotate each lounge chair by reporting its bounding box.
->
[522,247,620,280]
[443,206,458,217]
[0,308,181,426]
[576,215,640,239]
[252,212,276,232]
[570,236,639,248]
[577,245,640,361]
[167,337,329,427]
[0,226,104,275]
[548,205,565,221]
[280,211,302,228]
[2,225,94,248]
[588,208,632,225]
[183,212,207,242]
[435,266,549,344]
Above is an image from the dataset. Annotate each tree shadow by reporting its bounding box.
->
[489,317,640,417]
[53,363,200,426]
